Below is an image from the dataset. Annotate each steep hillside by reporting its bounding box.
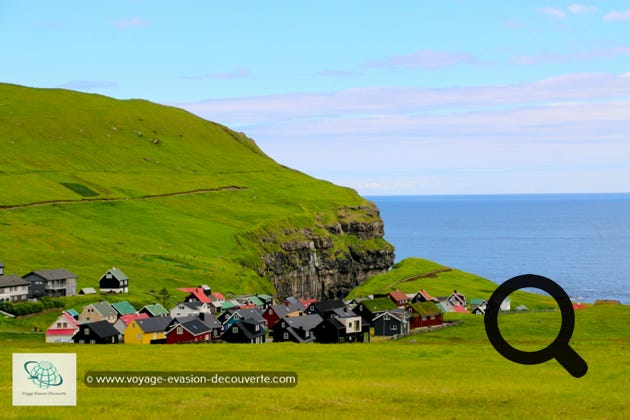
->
[0,83,394,300]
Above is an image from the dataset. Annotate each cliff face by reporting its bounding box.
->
[256,203,395,299]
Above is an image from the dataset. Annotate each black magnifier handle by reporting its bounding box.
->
[555,345,588,378]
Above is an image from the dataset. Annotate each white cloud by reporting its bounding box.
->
[567,4,598,14]
[538,7,566,19]
[174,72,630,195]
[362,50,483,69]
[603,10,630,21]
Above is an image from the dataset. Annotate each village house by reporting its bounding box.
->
[73,320,121,344]
[411,289,440,304]
[271,313,323,343]
[111,301,137,317]
[305,299,346,318]
[220,308,266,330]
[169,301,211,318]
[179,285,212,303]
[314,307,369,343]
[353,297,399,324]
[139,303,169,317]
[78,301,118,324]
[256,293,274,308]
[23,268,77,298]
[45,311,79,343]
[99,267,129,293]
[373,309,410,337]
[221,318,266,343]
[408,301,444,329]
[470,299,488,315]
[387,290,409,307]
[262,302,305,328]
[125,316,172,344]
[166,316,216,344]
[113,313,149,335]
[0,274,30,303]
[78,287,97,295]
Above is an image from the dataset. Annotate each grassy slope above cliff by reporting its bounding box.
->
[0,83,389,301]
[348,257,556,309]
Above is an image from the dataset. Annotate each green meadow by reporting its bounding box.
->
[1,304,628,419]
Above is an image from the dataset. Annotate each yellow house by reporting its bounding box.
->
[124,317,171,344]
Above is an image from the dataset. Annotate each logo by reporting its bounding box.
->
[24,360,64,389]
[13,353,76,406]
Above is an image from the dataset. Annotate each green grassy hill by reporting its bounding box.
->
[0,83,390,303]
[348,257,557,309]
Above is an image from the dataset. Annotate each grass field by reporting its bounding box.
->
[1,304,628,419]
[0,83,389,301]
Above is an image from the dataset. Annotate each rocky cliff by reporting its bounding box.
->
[252,202,395,299]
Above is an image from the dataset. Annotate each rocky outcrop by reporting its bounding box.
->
[256,203,395,299]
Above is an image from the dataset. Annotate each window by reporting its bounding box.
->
[305,331,310,338]
[57,322,62,328]
[232,326,238,334]
[137,334,142,341]
[177,326,183,335]
[85,328,90,335]
[283,332,289,340]
[430,315,435,320]
[90,339,96,344]
[62,322,67,328]
[255,325,260,331]
[390,325,398,330]
[383,314,390,321]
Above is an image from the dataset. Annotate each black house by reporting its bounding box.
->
[305,299,346,319]
[373,309,410,337]
[272,314,323,343]
[221,319,266,344]
[73,320,121,344]
[314,308,370,343]
[99,267,129,293]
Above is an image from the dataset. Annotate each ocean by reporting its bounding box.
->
[368,193,630,304]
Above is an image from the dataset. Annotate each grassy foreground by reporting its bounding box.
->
[2,304,628,419]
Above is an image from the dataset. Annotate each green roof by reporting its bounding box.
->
[470,298,486,305]
[143,303,168,316]
[359,297,398,312]
[91,301,117,317]
[220,301,236,310]
[409,301,442,315]
[257,294,273,302]
[107,267,128,280]
[247,296,264,307]
[112,301,136,315]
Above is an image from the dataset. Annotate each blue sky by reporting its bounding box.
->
[2,1,630,195]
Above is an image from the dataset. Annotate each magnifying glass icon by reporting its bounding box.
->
[484,274,588,378]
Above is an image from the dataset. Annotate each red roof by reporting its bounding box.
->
[573,303,587,310]
[452,304,468,313]
[419,289,438,302]
[119,313,149,326]
[61,311,79,327]
[300,298,318,307]
[388,290,408,303]
[212,292,225,301]
[46,329,77,336]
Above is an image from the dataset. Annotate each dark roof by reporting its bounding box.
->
[271,302,304,317]
[0,275,29,288]
[279,314,323,331]
[177,319,212,336]
[331,307,359,318]
[199,313,222,329]
[179,301,206,310]
[83,320,119,338]
[307,299,346,313]
[358,297,398,313]
[25,268,77,281]
[135,316,173,333]
[238,319,266,339]
[373,309,410,322]
[234,308,265,324]
[90,301,117,318]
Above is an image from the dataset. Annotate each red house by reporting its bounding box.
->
[166,318,212,344]
[388,290,409,307]
[408,302,443,329]
[45,311,79,343]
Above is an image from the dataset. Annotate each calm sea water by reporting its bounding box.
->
[368,194,630,304]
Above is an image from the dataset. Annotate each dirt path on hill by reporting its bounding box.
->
[0,186,247,211]
[376,268,453,293]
